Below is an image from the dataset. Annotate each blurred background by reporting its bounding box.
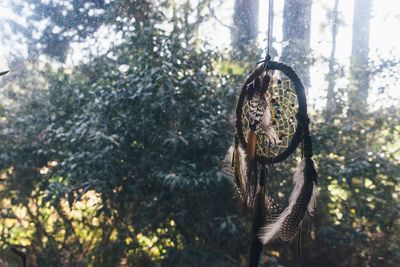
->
[0,0,399,266]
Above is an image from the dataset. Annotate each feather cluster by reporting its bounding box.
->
[258,158,318,244]
[226,145,282,216]
[248,94,267,132]
[260,93,279,147]
[247,73,279,147]
[226,145,255,208]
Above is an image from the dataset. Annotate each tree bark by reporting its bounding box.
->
[231,0,259,60]
[348,0,372,117]
[281,0,312,92]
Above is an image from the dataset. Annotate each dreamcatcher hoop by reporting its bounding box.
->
[235,60,309,164]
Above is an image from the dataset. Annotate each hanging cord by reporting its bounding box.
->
[267,0,273,56]
[247,3,275,267]
[256,0,274,66]
[248,165,267,267]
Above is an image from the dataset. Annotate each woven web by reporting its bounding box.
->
[242,72,298,158]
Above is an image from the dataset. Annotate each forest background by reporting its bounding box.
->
[0,0,399,266]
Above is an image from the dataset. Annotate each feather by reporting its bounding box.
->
[248,95,264,131]
[264,195,281,224]
[260,74,270,94]
[225,145,256,208]
[248,77,268,132]
[258,158,318,244]
[308,181,319,215]
[248,75,279,147]
[305,158,319,215]
[246,131,258,207]
[247,82,255,99]
[254,77,261,91]
[247,131,257,164]
[224,146,236,179]
[260,93,279,147]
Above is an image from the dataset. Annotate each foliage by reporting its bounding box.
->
[1,1,246,266]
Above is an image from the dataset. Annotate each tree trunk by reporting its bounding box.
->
[281,0,312,91]
[326,0,340,120]
[348,0,372,117]
[231,0,259,60]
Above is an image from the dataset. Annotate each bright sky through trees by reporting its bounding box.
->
[199,0,400,108]
[1,0,399,107]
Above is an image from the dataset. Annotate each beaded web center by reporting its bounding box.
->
[242,72,298,158]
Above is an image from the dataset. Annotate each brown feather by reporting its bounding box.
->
[247,131,257,164]
[246,131,259,207]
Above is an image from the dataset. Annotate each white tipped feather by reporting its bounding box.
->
[258,159,306,244]
[308,180,319,215]
[224,146,236,179]
[260,95,279,147]
[227,146,235,170]
[307,159,319,215]
[235,146,254,208]
[227,145,248,185]
[226,145,254,208]
[236,146,248,182]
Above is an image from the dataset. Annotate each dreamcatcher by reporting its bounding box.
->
[227,1,318,266]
